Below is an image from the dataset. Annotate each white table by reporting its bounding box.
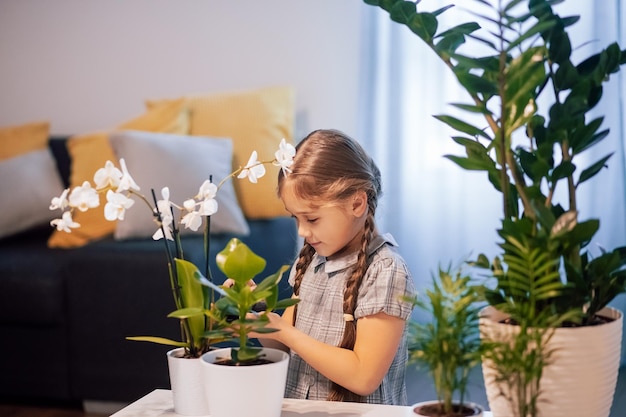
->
[110,389,493,417]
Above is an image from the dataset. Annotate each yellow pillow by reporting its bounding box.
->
[147,86,295,219]
[0,120,50,161]
[47,99,190,248]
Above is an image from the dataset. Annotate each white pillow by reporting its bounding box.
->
[0,148,65,239]
[108,130,249,240]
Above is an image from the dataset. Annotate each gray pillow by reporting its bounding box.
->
[108,130,249,240]
[0,148,65,239]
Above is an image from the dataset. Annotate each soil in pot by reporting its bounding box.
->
[413,401,482,417]
[214,357,274,366]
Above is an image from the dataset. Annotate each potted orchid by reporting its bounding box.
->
[49,137,296,415]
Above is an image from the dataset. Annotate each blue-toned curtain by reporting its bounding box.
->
[358,1,626,364]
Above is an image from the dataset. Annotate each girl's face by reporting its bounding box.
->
[281,182,368,260]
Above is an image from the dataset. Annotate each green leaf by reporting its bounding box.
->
[434,115,491,140]
[577,154,612,186]
[407,12,438,42]
[216,238,266,286]
[389,0,417,24]
[444,155,493,171]
[174,258,207,346]
[167,307,204,320]
[126,336,187,347]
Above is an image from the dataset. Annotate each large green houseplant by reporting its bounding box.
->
[407,266,485,417]
[364,0,626,416]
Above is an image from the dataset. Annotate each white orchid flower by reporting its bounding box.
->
[181,210,203,231]
[104,190,135,221]
[49,188,70,211]
[50,211,80,232]
[194,180,219,216]
[117,158,140,192]
[196,180,218,200]
[273,138,296,176]
[153,187,174,241]
[237,151,266,183]
[69,181,100,212]
[199,198,218,216]
[180,198,203,231]
[94,160,122,190]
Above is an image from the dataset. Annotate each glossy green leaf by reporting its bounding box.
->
[216,238,266,286]
[577,154,612,185]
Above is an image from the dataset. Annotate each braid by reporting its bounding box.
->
[291,242,316,326]
[327,211,376,402]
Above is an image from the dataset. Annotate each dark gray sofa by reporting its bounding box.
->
[0,137,299,404]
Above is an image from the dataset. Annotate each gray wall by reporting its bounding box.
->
[0,0,365,139]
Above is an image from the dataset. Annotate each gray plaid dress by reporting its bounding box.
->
[285,233,416,404]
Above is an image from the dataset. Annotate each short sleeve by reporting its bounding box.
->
[354,247,415,321]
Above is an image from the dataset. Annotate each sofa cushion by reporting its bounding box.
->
[108,130,249,239]
[47,99,190,249]
[147,86,295,219]
[0,120,50,160]
[0,148,65,240]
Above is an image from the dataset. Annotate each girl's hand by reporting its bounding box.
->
[248,311,287,341]
[222,278,257,290]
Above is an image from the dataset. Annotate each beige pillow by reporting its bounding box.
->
[0,120,50,161]
[47,99,190,248]
[147,86,295,219]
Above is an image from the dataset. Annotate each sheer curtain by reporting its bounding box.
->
[358,1,626,362]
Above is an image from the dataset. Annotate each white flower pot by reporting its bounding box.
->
[166,347,209,416]
[200,347,289,417]
[411,400,484,416]
[480,306,623,417]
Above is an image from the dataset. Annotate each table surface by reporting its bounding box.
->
[110,389,493,417]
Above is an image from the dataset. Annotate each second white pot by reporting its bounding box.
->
[166,347,209,416]
[480,306,623,417]
[200,347,289,417]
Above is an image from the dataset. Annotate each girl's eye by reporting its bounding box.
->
[307,218,318,224]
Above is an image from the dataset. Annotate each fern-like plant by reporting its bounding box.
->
[408,266,485,416]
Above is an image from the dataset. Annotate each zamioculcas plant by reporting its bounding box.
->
[363,0,626,416]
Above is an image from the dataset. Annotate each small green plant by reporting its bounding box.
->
[408,266,484,416]
[182,238,299,364]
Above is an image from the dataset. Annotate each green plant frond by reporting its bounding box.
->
[434,115,491,139]
[407,12,438,42]
[577,153,612,186]
[387,0,417,24]
[506,20,557,52]
[572,126,609,156]
[455,70,500,97]
[450,102,492,115]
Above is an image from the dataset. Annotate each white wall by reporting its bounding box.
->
[0,0,366,139]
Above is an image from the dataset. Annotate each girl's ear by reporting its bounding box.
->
[351,191,368,217]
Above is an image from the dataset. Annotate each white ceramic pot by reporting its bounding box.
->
[411,400,484,416]
[166,347,209,416]
[480,306,623,417]
[200,347,289,417]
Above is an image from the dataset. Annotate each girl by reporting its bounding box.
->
[258,129,416,404]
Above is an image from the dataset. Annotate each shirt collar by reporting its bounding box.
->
[312,233,398,274]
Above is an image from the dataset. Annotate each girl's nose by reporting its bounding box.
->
[297,224,310,238]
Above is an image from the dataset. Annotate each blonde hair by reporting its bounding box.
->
[278,129,381,402]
